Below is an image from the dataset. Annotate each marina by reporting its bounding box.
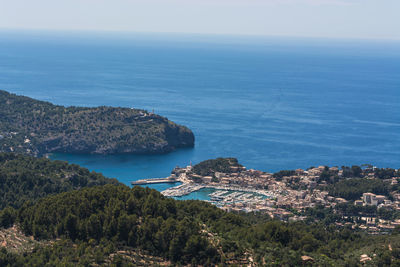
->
[127,160,283,213]
[160,181,271,209]
[162,183,205,197]
[207,190,267,206]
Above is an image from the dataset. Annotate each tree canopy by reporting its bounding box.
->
[0,152,119,210]
[0,90,194,156]
[192,157,243,176]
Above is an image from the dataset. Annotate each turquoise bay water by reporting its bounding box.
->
[173,188,269,202]
[174,188,216,201]
[145,182,182,193]
[1,30,400,192]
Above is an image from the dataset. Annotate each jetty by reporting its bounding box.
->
[131,178,178,185]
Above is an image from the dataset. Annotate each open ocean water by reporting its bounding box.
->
[1,30,399,193]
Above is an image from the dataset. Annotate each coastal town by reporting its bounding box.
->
[134,158,400,234]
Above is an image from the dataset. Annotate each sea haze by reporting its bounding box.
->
[0,30,399,186]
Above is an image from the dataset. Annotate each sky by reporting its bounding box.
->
[0,0,399,40]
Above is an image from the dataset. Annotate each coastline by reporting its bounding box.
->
[160,182,275,198]
[136,164,278,205]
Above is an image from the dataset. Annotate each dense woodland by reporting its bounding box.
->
[327,178,392,201]
[192,157,243,176]
[0,153,119,211]
[0,154,400,265]
[1,184,400,266]
[319,166,400,201]
[0,90,194,156]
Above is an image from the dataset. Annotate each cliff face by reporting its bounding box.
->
[0,90,194,156]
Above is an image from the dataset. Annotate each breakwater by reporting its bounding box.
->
[131,178,178,185]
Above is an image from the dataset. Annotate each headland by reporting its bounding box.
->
[0,90,194,157]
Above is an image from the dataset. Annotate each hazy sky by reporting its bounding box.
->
[0,0,399,40]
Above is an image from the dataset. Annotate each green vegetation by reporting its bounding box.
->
[325,178,391,201]
[0,152,119,211]
[273,170,296,180]
[0,90,194,156]
[192,157,242,176]
[342,165,364,178]
[0,154,400,265]
[375,168,399,179]
[315,165,399,201]
[4,185,221,265]
[2,185,400,265]
[0,239,158,266]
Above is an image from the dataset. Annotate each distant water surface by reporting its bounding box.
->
[0,30,399,187]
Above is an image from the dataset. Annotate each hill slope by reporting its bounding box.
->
[2,184,400,266]
[0,153,399,265]
[0,152,120,210]
[0,90,194,156]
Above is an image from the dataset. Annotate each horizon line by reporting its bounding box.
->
[1,27,399,43]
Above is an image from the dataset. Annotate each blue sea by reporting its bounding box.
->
[1,30,399,193]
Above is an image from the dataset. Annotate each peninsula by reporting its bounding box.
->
[0,90,194,156]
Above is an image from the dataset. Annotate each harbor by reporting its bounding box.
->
[162,183,205,197]
[132,163,276,211]
[208,190,265,205]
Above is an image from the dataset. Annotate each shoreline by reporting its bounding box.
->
[160,183,276,198]
[147,166,278,199]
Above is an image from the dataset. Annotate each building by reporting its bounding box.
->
[354,200,363,206]
[363,193,386,206]
[363,193,374,205]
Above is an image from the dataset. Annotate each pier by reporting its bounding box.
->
[131,178,178,185]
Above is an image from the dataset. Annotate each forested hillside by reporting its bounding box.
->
[192,157,243,176]
[1,184,400,266]
[1,153,400,265]
[0,90,194,156]
[0,153,119,210]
